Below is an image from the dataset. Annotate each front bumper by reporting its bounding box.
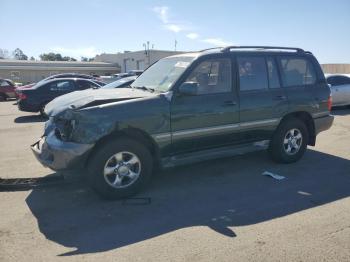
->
[314,115,334,135]
[31,131,94,171]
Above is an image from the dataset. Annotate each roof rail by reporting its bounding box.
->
[221,46,305,53]
[200,47,223,52]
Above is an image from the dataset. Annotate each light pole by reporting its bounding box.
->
[143,41,152,67]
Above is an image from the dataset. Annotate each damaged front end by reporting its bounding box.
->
[31,108,113,171]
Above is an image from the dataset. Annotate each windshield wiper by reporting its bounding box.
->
[133,86,155,92]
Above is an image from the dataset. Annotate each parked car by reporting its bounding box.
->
[17,78,103,116]
[127,70,143,76]
[44,76,138,117]
[31,46,333,199]
[326,74,350,107]
[100,76,137,89]
[15,73,105,91]
[0,78,17,101]
[113,70,143,80]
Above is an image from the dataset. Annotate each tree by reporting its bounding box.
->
[39,52,77,61]
[30,56,35,61]
[62,56,77,61]
[13,48,28,60]
[81,57,88,62]
[0,48,10,59]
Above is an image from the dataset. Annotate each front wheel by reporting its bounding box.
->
[87,138,153,199]
[269,118,308,163]
[39,103,48,118]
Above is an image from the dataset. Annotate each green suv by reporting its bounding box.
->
[32,46,334,199]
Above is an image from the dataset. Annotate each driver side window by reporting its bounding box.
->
[185,58,231,95]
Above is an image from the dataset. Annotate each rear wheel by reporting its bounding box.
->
[0,94,7,102]
[269,118,308,163]
[87,138,153,199]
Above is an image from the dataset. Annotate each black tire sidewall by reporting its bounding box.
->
[0,94,6,102]
[87,138,153,199]
[270,118,308,163]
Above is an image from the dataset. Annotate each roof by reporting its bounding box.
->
[0,59,120,71]
[0,59,116,66]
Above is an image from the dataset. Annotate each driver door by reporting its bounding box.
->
[170,57,240,154]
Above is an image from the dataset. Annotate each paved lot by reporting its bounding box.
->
[0,100,349,262]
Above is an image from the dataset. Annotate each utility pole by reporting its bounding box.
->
[175,39,177,51]
[143,41,152,67]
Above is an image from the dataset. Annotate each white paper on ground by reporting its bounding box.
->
[262,171,286,180]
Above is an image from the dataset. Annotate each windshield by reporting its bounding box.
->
[100,76,137,89]
[131,56,196,92]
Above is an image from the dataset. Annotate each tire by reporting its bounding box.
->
[269,118,308,163]
[0,94,7,102]
[39,103,48,118]
[87,137,153,200]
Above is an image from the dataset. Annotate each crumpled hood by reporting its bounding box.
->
[45,88,154,117]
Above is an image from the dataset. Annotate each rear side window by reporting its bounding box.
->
[49,81,75,91]
[76,80,99,90]
[237,56,268,91]
[279,57,316,87]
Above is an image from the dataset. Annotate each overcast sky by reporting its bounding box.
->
[1,0,349,63]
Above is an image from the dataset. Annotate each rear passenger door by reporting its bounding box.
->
[277,56,319,114]
[237,55,288,142]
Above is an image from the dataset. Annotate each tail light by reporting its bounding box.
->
[18,93,27,100]
[327,95,332,111]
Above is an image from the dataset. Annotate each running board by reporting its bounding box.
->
[161,140,270,168]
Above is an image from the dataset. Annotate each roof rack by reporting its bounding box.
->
[221,46,305,53]
[200,47,223,52]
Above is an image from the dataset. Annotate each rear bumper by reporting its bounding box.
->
[314,115,334,135]
[31,131,94,171]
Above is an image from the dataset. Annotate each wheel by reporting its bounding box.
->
[39,103,48,118]
[269,118,308,163]
[87,138,153,199]
[0,94,6,102]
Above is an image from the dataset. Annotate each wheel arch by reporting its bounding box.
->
[85,126,161,168]
[279,111,316,146]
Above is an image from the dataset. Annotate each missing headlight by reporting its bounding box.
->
[54,119,76,141]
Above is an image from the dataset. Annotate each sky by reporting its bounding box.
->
[0,0,349,63]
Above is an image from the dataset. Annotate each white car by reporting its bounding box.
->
[325,74,350,107]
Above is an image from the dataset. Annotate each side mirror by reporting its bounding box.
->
[178,82,198,96]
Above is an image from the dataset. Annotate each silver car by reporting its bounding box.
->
[326,74,350,107]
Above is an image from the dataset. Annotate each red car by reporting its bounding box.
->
[0,79,17,101]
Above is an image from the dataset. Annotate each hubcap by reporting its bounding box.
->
[103,151,141,188]
[283,128,303,155]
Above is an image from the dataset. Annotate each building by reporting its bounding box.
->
[321,64,350,74]
[0,59,120,84]
[94,50,185,73]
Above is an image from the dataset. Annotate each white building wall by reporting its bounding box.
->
[95,50,185,72]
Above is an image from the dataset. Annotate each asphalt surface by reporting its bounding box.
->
[0,100,349,262]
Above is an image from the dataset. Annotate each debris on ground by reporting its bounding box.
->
[262,171,286,180]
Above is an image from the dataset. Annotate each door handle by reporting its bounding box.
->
[223,100,237,106]
[273,95,287,100]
